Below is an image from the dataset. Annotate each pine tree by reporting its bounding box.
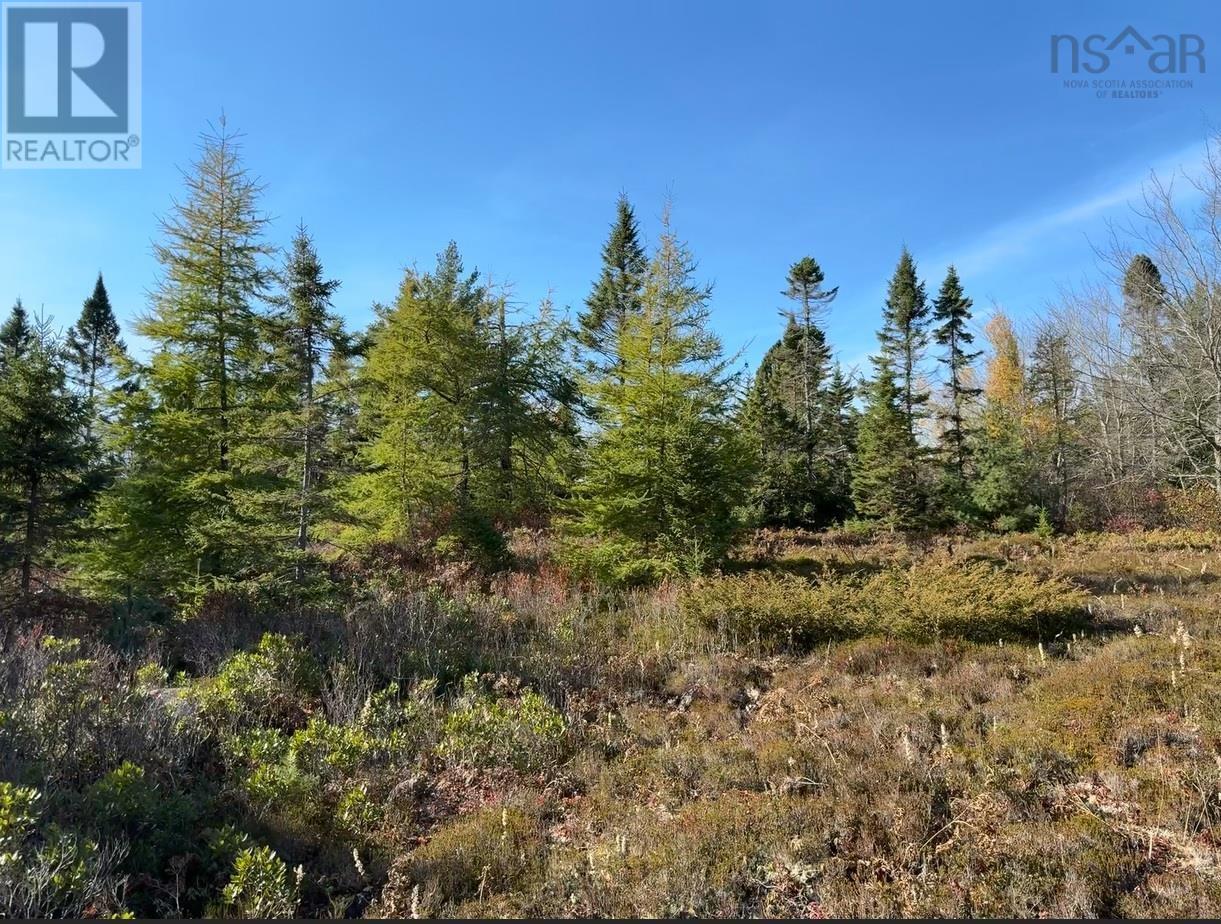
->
[851,359,921,527]
[0,322,94,597]
[66,274,125,438]
[261,225,348,583]
[87,120,275,600]
[879,248,930,442]
[571,207,748,579]
[0,300,32,369]
[578,195,647,385]
[932,266,981,484]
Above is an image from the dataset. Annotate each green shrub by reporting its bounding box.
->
[437,675,567,771]
[217,845,298,919]
[682,558,1086,650]
[559,536,681,587]
[680,570,862,649]
[194,634,321,731]
[0,782,128,918]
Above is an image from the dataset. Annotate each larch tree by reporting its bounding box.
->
[971,311,1034,527]
[1028,323,1082,526]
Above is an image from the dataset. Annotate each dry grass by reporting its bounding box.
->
[368,530,1221,918]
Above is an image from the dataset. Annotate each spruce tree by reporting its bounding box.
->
[578,195,647,385]
[88,120,275,599]
[476,292,580,523]
[66,273,125,438]
[571,207,749,579]
[851,359,921,527]
[744,315,852,526]
[349,244,576,559]
[0,300,32,368]
[880,248,930,442]
[784,256,838,482]
[931,265,982,495]
[0,322,94,597]
[1121,253,1170,478]
[260,225,348,583]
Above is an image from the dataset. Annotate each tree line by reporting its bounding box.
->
[4,123,1221,605]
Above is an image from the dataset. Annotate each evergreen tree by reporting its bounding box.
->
[1122,253,1168,334]
[66,274,125,438]
[578,195,648,385]
[571,207,748,579]
[348,242,488,547]
[0,323,94,597]
[879,248,930,443]
[971,313,1035,529]
[349,244,577,559]
[0,299,32,369]
[476,292,580,523]
[1121,253,1170,479]
[744,314,852,527]
[784,256,838,482]
[931,265,981,485]
[86,120,275,600]
[851,359,921,527]
[261,225,348,583]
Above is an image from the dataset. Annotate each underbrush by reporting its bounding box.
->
[681,557,1087,651]
[5,528,1221,917]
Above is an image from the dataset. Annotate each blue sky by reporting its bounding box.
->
[1,0,1218,376]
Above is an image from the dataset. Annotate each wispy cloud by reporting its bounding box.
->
[939,139,1209,278]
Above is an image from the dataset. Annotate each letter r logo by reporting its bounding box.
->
[4,4,129,132]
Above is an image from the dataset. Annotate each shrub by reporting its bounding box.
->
[0,782,128,918]
[437,674,567,771]
[681,558,1086,651]
[680,571,862,650]
[559,536,681,587]
[217,845,298,919]
[1164,485,1221,531]
[194,633,321,732]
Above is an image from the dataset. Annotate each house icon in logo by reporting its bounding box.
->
[1106,25,1154,57]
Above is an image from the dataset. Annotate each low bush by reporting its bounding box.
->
[682,557,1087,650]
[437,674,568,772]
[193,633,322,732]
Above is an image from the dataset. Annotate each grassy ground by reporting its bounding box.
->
[369,530,1221,917]
[7,529,1221,917]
